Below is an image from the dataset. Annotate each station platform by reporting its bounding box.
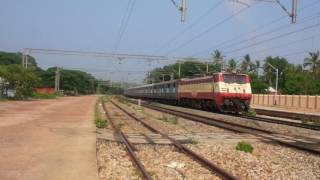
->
[252,105,320,121]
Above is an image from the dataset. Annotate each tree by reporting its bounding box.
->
[228,59,237,71]
[251,60,261,75]
[0,65,40,99]
[146,59,207,83]
[0,52,37,66]
[211,50,225,71]
[263,56,288,91]
[240,54,254,73]
[303,51,320,75]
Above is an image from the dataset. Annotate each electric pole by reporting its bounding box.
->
[181,0,186,22]
[291,0,297,24]
[55,67,61,92]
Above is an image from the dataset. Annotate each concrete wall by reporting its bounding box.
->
[251,94,320,111]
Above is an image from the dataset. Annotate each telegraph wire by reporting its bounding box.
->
[224,22,320,55]
[192,0,320,56]
[233,35,318,60]
[164,1,258,56]
[153,0,224,54]
[113,0,136,53]
[219,13,320,51]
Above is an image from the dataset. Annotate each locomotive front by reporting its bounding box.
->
[213,73,252,112]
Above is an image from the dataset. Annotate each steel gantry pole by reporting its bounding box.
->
[267,63,279,95]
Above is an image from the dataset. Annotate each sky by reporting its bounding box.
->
[0,0,319,83]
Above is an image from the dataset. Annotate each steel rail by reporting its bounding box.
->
[239,115,320,131]
[101,103,152,180]
[133,101,320,155]
[110,100,238,180]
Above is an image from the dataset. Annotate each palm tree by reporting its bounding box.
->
[211,50,225,71]
[253,60,260,75]
[228,59,237,71]
[240,54,254,73]
[304,51,320,74]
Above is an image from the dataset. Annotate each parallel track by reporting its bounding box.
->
[110,100,238,180]
[101,103,152,180]
[132,101,320,155]
[239,114,320,131]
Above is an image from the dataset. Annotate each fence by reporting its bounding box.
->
[251,94,320,111]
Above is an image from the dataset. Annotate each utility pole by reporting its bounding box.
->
[181,0,186,22]
[178,61,181,78]
[206,62,209,74]
[267,63,279,95]
[291,0,297,24]
[55,67,61,92]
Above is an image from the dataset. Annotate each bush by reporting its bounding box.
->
[236,141,254,153]
[95,119,106,128]
[158,115,178,124]
[32,92,58,99]
[244,109,256,117]
[94,98,107,128]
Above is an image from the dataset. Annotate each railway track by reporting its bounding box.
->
[128,100,320,155]
[238,114,320,131]
[109,100,238,180]
[101,102,152,180]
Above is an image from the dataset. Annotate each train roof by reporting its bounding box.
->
[126,80,177,90]
[126,72,249,90]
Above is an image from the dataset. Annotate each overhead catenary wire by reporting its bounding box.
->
[113,0,136,53]
[224,22,320,55]
[219,13,320,51]
[164,1,259,56]
[23,48,211,62]
[233,35,318,60]
[191,0,320,56]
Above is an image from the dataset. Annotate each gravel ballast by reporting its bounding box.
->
[97,98,320,179]
[187,142,320,179]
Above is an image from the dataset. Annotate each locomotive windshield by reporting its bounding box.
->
[223,74,247,84]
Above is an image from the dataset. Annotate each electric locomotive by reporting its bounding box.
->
[125,72,252,113]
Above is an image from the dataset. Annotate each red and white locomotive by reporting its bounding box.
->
[125,72,252,112]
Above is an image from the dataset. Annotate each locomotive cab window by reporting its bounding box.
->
[223,74,246,84]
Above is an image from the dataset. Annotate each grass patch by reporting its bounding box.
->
[117,122,125,130]
[95,97,107,128]
[236,141,254,153]
[32,92,58,99]
[115,95,129,104]
[243,109,256,117]
[189,139,199,144]
[302,120,320,126]
[158,115,178,124]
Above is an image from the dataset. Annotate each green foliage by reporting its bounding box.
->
[0,52,37,66]
[32,92,58,99]
[227,59,237,71]
[236,141,254,153]
[249,73,268,94]
[146,59,213,83]
[158,115,178,124]
[95,98,107,128]
[263,56,289,88]
[189,139,199,144]
[38,67,97,95]
[303,51,320,75]
[243,109,256,117]
[0,64,40,99]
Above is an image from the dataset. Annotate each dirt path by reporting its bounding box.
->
[0,96,98,180]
